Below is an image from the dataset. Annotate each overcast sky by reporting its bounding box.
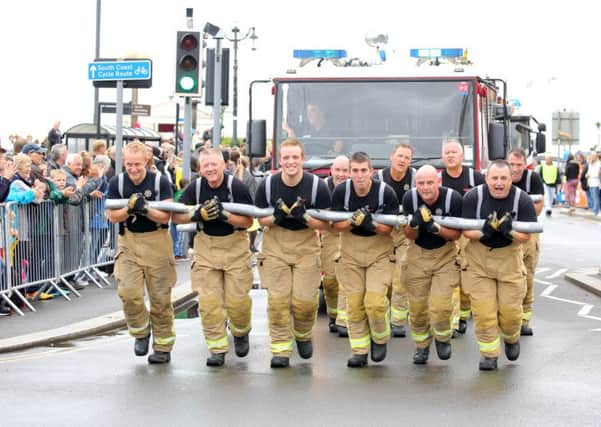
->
[1,0,598,149]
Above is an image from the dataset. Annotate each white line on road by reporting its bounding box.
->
[540,285,558,297]
[541,285,601,325]
[535,267,551,275]
[545,268,568,279]
[578,304,594,316]
[535,279,553,285]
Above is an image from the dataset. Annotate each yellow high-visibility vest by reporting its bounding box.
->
[540,163,558,185]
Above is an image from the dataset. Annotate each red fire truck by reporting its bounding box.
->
[247,48,546,173]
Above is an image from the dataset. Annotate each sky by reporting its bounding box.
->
[1,0,599,150]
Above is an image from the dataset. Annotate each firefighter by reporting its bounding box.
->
[172,148,254,367]
[331,151,398,368]
[462,160,537,371]
[321,155,350,336]
[402,165,463,364]
[440,138,485,336]
[106,140,177,364]
[507,148,544,336]
[373,142,415,338]
[255,139,331,369]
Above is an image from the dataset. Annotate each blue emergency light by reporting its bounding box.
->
[410,48,464,59]
[293,49,348,59]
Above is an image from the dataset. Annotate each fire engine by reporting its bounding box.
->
[246,45,546,174]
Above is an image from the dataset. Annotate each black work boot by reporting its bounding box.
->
[391,324,406,338]
[457,319,468,334]
[296,340,313,359]
[148,351,171,364]
[504,341,520,361]
[206,352,226,367]
[270,356,290,368]
[347,354,368,368]
[413,346,430,365]
[134,335,150,356]
[479,357,498,371]
[337,325,349,338]
[370,340,387,363]
[328,317,338,333]
[520,324,534,336]
[435,340,452,360]
[234,334,250,357]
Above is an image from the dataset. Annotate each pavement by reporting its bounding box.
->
[1,204,600,354]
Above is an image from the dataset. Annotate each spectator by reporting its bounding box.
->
[47,144,68,172]
[23,143,49,198]
[7,154,45,204]
[80,151,92,178]
[586,152,600,215]
[48,121,62,148]
[0,147,16,203]
[105,145,117,180]
[563,154,580,214]
[577,152,592,209]
[91,139,107,157]
[63,153,85,189]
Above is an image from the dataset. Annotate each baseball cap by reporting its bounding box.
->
[22,143,46,155]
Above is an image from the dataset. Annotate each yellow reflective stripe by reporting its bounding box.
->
[522,311,532,321]
[294,329,312,340]
[337,310,348,321]
[327,306,338,317]
[460,309,472,319]
[412,330,432,343]
[206,335,228,350]
[270,341,293,353]
[128,320,150,336]
[230,323,251,335]
[349,334,371,349]
[155,335,176,346]
[432,327,452,338]
[371,307,391,340]
[500,330,520,341]
[391,307,408,322]
[478,336,501,353]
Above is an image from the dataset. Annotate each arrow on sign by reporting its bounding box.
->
[89,65,97,78]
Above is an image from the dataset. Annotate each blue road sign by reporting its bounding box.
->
[88,60,152,81]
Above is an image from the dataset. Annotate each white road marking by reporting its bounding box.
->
[540,285,558,297]
[578,304,594,316]
[545,268,568,279]
[535,267,551,275]
[534,278,552,285]
[540,285,601,326]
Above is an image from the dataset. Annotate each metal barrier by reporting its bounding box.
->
[0,198,118,316]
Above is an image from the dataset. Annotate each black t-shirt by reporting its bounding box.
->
[179,174,253,236]
[462,184,537,248]
[513,170,544,195]
[331,179,399,237]
[565,161,580,181]
[107,171,173,233]
[402,187,462,249]
[373,167,413,212]
[255,171,331,231]
[441,167,485,195]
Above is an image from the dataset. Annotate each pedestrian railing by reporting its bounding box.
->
[0,198,117,316]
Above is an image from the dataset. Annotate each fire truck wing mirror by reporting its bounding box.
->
[488,122,506,160]
[247,119,266,157]
[535,133,546,154]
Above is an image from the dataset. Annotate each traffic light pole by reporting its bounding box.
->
[183,97,192,179]
[212,37,223,149]
[115,80,124,174]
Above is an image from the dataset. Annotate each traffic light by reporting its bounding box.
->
[175,31,201,96]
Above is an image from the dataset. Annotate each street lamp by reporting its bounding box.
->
[225,26,258,146]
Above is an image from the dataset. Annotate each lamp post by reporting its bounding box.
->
[225,26,257,146]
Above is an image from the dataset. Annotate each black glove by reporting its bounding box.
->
[409,205,432,230]
[350,207,376,232]
[481,212,498,239]
[190,198,219,223]
[425,220,441,234]
[127,193,148,215]
[497,212,513,238]
[289,197,308,224]
[213,197,231,222]
[272,198,290,225]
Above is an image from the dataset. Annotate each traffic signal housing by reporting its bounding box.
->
[175,31,201,96]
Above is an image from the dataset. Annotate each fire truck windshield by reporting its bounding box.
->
[276,79,475,169]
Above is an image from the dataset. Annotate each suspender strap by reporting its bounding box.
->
[444,188,453,214]
[476,185,483,219]
[265,175,272,207]
[468,168,475,188]
[154,173,161,201]
[378,181,386,212]
[526,170,532,193]
[344,179,351,211]
[118,173,124,198]
[411,188,418,213]
[377,169,384,181]
[195,177,202,204]
[513,187,521,218]
[227,174,234,202]
[410,168,416,187]
[311,175,318,206]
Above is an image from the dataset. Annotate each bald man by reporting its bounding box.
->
[402,165,463,365]
[321,156,351,335]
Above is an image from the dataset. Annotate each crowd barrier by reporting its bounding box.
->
[0,199,117,316]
